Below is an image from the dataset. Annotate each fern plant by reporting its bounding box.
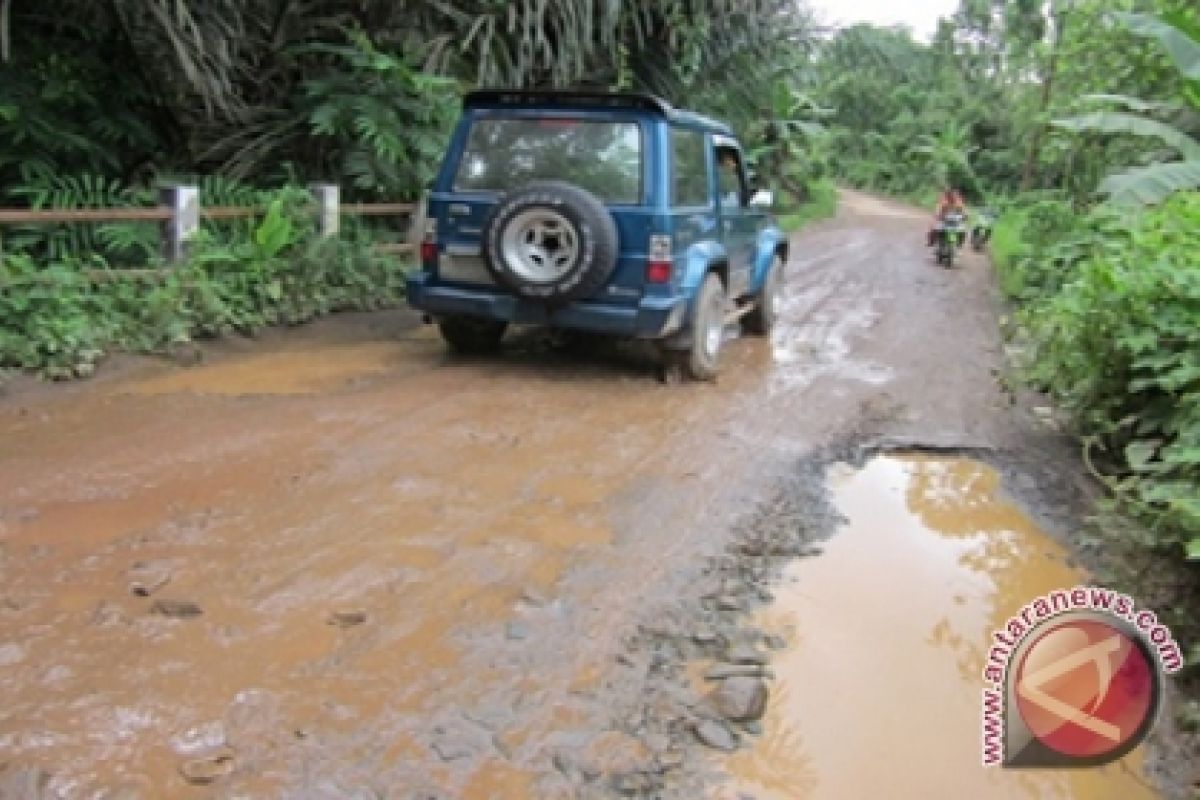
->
[4,173,157,263]
[299,32,458,200]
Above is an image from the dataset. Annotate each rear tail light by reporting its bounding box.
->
[646,234,673,284]
[420,218,438,268]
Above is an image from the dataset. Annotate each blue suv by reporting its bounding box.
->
[406,90,788,379]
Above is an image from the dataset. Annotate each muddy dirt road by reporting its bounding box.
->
[0,191,1186,798]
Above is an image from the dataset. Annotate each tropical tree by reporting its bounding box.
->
[909,121,979,190]
[0,0,819,203]
[1053,11,1200,205]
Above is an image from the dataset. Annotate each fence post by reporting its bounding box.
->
[161,184,199,264]
[309,183,340,238]
[407,193,428,255]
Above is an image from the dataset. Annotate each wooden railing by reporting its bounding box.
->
[0,183,419,267]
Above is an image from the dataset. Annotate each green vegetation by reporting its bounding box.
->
[777,179,838,233]
[805,3,1199,691]
[1016,194,1200,559]
[1,189,401,377]
[808,1,1200,581]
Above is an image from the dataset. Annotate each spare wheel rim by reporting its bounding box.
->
[500,209,580,284]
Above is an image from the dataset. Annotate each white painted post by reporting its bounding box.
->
[309,183,340,238]
[407,194,428,255]
[161,184,199,264]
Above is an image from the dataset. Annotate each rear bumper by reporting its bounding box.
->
[406,274,687,339]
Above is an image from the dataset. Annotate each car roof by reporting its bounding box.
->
[463,89,734,135]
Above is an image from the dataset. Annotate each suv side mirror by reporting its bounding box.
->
[749,189,774,209]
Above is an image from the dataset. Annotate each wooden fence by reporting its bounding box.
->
[0,183,420,272]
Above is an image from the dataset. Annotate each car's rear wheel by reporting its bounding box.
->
[482,182,619,305]
[679,272,727,381]
[744,253,784,335]
[438,316,507,354]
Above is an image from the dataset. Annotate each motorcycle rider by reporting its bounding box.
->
[928,185,967,247]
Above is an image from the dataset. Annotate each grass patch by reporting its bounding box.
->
[776,179,838,233]
[989,208,1028,298]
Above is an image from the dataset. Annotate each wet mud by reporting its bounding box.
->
[0,191,1190,797]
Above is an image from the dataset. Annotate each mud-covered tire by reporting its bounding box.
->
[482,181,619,305]
[936,237,953,267]
[744,253,784,336]
[438,316,507,354]
[680,272,727,381]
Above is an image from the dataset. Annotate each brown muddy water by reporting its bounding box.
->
[716,455,1158,800]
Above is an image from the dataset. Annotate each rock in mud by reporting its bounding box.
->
[704,663,772,681]
[655,748,685,770]
[693,719,738,752]
[519,587,548,607]
[151,599,203,619]
[178,746,235,785]
[127,561,171,597]
[326,610,367,628]
[706,677,768,722]
[714,595,744,612]
[724,644,767,666]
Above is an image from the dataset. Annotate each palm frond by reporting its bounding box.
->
[1100,159,1200,206]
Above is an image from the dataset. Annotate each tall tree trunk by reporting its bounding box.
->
[1020,3,1071,191]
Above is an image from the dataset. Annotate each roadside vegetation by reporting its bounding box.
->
[808,0,1200,689]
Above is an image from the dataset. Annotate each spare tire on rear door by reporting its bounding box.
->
[482,181,619,305]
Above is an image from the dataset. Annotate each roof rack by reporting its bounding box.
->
[463,89,675,115]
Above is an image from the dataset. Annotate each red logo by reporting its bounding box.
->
[1005,613,1159,767]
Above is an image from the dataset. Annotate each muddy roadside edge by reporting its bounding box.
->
[543,412,1199,799]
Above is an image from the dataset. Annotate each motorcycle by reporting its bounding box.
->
[970,209,996,252]
[934,211,967,267]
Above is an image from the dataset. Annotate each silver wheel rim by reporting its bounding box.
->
[500,209,580,283]
[703,289,723,359]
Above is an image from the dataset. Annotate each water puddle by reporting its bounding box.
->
[719,455,1158,799]
[128,342,405,395]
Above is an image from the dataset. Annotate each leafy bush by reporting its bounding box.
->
[0,254,109,378]
[776,179,838,233]
[1013,191,1200,559]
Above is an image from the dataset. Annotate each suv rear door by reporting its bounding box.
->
[430,110,650,304]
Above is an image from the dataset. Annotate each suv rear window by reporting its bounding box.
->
[454,118,642,204]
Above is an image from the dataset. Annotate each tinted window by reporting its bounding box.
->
[671,128,710,207]
[454,118,642,204]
